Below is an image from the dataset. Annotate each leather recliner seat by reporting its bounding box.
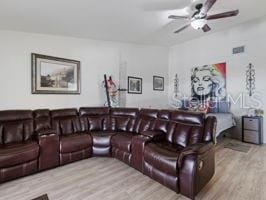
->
[143,111,215,199]
[79,107,115,157]
[0,107,216,200]
[109,108,141,165]
[0,110,39,183]
[51,109,93,165]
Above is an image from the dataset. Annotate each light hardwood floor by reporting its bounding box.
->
[0,138,265,200]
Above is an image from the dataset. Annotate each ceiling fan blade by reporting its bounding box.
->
[207,10,239,20]
[174,24,190,33]
[203,0,217,13]
[202,24,211,32]
[168,15,189,20]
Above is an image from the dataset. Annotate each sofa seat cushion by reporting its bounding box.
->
[91,132,117,147]
[0,141,39,168]
[60,133,92,154]
[144,142,183,176]
[111,132,136,153]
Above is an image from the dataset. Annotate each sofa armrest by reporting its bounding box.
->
[178,142,213,168]
[36,128,56,137]
[131,131,165,172]
[204,116,217,144]
[178,142,215,199]
[37,133,60,171]
[141,131,165,141]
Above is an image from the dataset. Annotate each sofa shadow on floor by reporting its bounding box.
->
[31,194,49,200]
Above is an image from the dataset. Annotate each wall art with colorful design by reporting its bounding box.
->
[191,62,226,101]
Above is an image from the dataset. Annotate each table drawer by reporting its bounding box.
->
[243,118,259,131]
[243,130,259,144]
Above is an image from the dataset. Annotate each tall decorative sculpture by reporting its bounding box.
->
[169,74,182,108]
[104,74,111,108]
[246,63,255,97]
[103,75,119,107]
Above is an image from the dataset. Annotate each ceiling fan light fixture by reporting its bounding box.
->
[191,19,206,29]
[171,0,239,34]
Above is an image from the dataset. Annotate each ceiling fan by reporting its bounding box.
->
[168,0,239,33]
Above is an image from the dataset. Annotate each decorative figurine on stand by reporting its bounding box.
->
[103,75,119,107]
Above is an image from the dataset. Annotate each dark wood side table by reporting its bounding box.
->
[242,116,263,145]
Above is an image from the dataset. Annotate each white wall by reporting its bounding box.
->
[168,17,266,143]
[0,31,169,110]
[121,46,169,108]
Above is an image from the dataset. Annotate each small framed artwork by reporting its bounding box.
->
[32,53,81,94]
[153,76,164,91]
[128,76,142,94]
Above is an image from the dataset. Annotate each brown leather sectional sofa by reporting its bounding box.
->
[0,107,217,200]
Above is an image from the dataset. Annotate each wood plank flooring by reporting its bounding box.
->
[0,138,265,200]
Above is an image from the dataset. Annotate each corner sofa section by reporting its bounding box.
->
[0,110,39,182]
[0,107,217,200]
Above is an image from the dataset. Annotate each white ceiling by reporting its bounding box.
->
[0,0,266,46]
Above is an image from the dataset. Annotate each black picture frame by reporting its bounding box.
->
[153,76,164,91]
[128,76,142,94]
[31,53,81,94]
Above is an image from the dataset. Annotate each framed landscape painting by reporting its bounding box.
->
[153,76,164,91]
[128,76,142,94]
[32,53,81,94]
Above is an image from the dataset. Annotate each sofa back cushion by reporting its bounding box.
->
[150,119,169,133]
[167,122,204,147]
[149,110,170,133]
[0,125,2,145]
[110,108,139,132]
[166,111,205,147]
[88,116,105,131]
[79,107,110,131]
[134,119,151,133]
[3,122,24,144]
[170,110,205,125]
[79,107,109,116]
[158,110,170,120]
[33,109,51,132]
[134,109,158,133]
[51,109,81,135]
[113,116,130,131]
[0,110,34,145]
[139,109,158,119]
